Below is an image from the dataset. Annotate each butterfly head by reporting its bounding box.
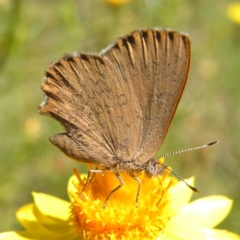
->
[144,159,166,177]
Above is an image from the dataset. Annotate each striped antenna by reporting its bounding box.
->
[161,164,199,192]
[160,140,219,159]
[159,140,219,192]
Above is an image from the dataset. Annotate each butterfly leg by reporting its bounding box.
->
[103,172,124,209]
[156,189,164,206]
[79,170,96,199]
[79,168,100,199]
[155,176,164,206]
[129,174,141,208]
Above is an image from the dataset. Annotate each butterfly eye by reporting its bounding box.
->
[145,160,157,177]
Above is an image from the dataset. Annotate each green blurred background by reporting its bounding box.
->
[1,0,240,235]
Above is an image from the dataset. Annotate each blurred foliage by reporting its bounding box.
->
[0,0,240,234]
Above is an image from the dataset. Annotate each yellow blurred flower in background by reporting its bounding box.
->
[103,0,131,6]
[24,116,41,139]
[227,2,240,24]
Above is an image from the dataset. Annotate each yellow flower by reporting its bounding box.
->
[227,2,240,24]
[69,167,175,239]
[103,0,131,6]
[0,167,239,240]
[0,192,77,240]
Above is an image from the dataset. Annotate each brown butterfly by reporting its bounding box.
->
[39,29,194,207]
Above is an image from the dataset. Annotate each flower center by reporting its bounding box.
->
[69,165,176,239]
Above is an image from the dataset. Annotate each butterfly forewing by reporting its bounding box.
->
[103,29,191,164]
[39,28,190,170]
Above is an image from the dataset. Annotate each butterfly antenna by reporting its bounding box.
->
[162,164,199,192]
[160,140,219,159]
[159,140,219,192]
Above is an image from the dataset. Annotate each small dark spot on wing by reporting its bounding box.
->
[155,31,161,43]
[126,35,136,45]
[63,54,74,61]
[168,32,174,42]
[142,30,149,42]
[181,35,189,48]
[81,54,90,62]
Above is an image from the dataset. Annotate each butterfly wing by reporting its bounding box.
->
[39,28,190,168]
[39,52,143,166]
[103,29,191,164]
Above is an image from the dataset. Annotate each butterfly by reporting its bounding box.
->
[39,28,192,207]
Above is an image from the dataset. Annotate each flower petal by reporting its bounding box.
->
[67,174,83,202]
[16,203,72,238]
[0,231,80,240]
[16,203,52,232]
[203,228,240,240]
[0,231,57,240]
[32,192,70,221]
[161,218,206,240]
[0,231,31,240]
[168,177,194,211]
[176,195,232,228]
